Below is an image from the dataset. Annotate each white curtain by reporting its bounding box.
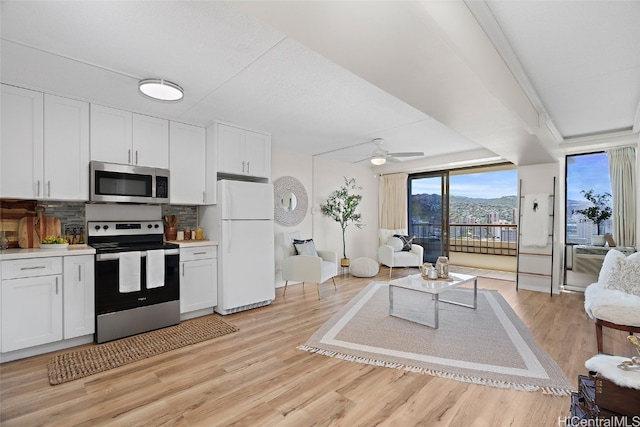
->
[379,173,408,229]
[607,146,636,247]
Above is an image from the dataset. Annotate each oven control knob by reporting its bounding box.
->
[147,224,153,229]
[94,225,100,231]
[103,225,109,230]
[154,224,160,228]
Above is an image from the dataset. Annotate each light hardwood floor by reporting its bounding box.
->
[0,267,632,426]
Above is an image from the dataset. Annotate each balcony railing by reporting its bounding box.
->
[410,222,518,257]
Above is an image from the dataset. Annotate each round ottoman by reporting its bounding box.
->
[350,257,379,277]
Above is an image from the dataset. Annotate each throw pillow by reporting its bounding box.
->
[386,236,404,252]
[393,234,414,251]
[606,254,640,297]
[293,238,318,257]
[598,249,625,286]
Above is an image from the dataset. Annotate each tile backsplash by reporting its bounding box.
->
[38,201,198,237]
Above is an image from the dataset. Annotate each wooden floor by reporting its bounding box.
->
[0,267,632,426]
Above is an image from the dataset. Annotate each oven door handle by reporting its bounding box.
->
[96,248,179,261]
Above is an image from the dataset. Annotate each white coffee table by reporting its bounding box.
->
[388,273,478,329]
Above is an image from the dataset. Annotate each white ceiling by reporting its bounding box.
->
[1,1,638,170]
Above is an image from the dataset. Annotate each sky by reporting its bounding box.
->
[411,169,518,199]
[566,153,611,201]
[410,153,611,201]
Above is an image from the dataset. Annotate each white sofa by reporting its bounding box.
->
[584,249,640,354]
[378,228,424,277]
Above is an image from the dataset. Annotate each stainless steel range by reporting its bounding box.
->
[88,220,180,343]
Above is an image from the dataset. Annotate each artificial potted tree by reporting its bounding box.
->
[320,177,364,267]
[574,189,612,246]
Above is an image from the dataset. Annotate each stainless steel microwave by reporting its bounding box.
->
[90,161,169,204]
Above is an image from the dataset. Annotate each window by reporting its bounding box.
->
[565,152,612,244]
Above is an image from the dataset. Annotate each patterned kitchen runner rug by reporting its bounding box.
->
[299,281,573,396]
[48,314,238,385]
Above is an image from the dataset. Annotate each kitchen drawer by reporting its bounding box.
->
[180,246,216,262]
[1,257,63,279]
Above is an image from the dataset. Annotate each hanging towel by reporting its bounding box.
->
[520,193,550,247]
[119,251,141,293]
[146,249,165,289]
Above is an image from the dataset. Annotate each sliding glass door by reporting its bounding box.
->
[408,172,449,263]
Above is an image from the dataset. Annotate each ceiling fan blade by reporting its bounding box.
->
[386,157,401,163]
[387,152,424,157]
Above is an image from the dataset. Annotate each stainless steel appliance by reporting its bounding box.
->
[88,220,180,343]
[90,161,170,204]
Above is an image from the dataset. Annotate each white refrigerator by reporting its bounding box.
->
[199,180,275,315]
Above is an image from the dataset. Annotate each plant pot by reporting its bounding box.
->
[341,258,350,267]
[165,226,177,241]
[590,235,606,246]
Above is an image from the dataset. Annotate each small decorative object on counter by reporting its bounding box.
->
[184,227,192,240]
[78,227,84,244]
[195,227,204,240]
[436,256,449,279]
[0,230,8,250]
[164,215,178,240]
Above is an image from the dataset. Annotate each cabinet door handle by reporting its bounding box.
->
[135,150,138,165]
[78,264,82,282]
[242,161,245,173]
[55,277,59,294]
[194,251,207,255]
[203,191,205,203]
[48,181,51,197]
[128,149,131,164]
[20,266,46,270]
[36,180,41,197]
[182,264,185,277]
[246,162,250,173]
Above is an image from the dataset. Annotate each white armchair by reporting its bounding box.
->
[378,228,424,277]
[281,232,338,299]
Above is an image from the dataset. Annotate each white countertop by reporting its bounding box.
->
[166,240,218,248]
[0,245,96,260]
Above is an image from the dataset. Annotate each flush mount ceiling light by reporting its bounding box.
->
[370,157,386,166]
[138,78,183,101]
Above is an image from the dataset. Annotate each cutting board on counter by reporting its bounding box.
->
[1,199,38,248]
[18,216,41,248]
[17,210,62,249]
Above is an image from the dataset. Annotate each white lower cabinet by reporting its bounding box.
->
[63,255,95,339]
[180,246,217,314]
[1,257,63,353]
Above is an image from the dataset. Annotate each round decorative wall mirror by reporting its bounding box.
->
[273,176,308,226]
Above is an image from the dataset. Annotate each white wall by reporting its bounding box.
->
[517,163,561,294]
[271,148,379,287]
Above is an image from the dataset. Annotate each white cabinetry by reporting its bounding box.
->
[180,245,217,314]
[63,255,95,339]
[0,85,89,200]
[44,94,90,200]
[1,257,63,352]
[1,85,43,199]
[216,123,270,179]
[169,122,206,205]
[90,104,169,169]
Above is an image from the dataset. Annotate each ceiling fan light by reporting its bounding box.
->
[371,157,386,165]
[138,78,184,101]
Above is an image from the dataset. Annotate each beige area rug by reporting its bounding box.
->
[48,314,238,385]
[299,281,573,395]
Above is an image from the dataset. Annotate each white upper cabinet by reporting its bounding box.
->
[1,85,89,201]
[44,94,90,200]
[132,113,169,168]
[169,122,206,205]
[1,84,44,199]
[90,104,169,169]
[216,123,271,179]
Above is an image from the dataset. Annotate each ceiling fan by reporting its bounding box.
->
[363,138,424,165]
